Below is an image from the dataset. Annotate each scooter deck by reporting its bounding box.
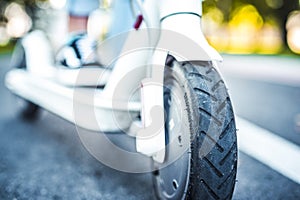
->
[5,69,141,132]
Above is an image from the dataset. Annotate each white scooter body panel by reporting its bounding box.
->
[5,69,140,132]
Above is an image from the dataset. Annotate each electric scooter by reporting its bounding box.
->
[5,0,238,199]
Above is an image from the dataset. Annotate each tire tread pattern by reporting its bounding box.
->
[183,61,237,200]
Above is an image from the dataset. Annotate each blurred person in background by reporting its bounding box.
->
[56,0,100,68]
[67,0,99,32]
[57,0,134,69]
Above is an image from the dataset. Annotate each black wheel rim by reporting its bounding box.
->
[153,78,191,200]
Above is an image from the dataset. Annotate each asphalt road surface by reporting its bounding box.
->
[0,53,300,199]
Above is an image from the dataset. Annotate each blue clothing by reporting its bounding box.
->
[66,0,133,35]
[108,0,134,36]
[67,0,99,16]
[67,0,135,41]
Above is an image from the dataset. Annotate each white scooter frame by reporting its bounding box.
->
[5,0,222,163]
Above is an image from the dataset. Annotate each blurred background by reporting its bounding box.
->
[203,0,300,55]
[0,0,300,55]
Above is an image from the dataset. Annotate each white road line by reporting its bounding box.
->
[236,116,300,185]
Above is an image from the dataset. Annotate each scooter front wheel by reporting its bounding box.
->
[152,57,237,200]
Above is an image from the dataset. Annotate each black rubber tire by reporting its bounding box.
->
[153,56,237,200]
[11,40,40,120]
[15,97,40,120]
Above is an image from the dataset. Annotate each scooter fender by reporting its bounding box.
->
[136,16,223,163]
[20,30,56,77]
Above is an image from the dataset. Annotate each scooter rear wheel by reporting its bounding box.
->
[152,57,237,200]
[11,40,40,120]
